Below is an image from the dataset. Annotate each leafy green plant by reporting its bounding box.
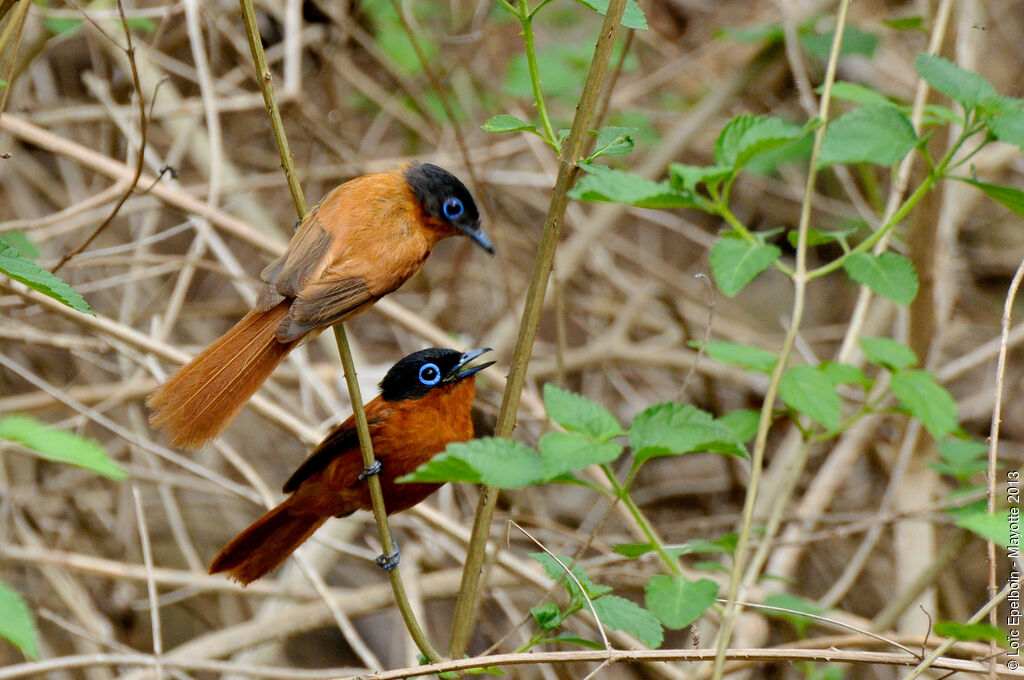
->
[0,416,125,657]
[404,384,748,636]
[465,0,1017,671]
[0,240,93,315]
[569,54,1024,305]
[0,415,127,480]
[0,582,37,660]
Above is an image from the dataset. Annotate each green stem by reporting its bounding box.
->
[807,173,935,280]
[238,0,305,216]
[238,0,439,662]
[519,0,558,149]
[709,3,851,679]
[331,327,440,661]
[0,0,29,119]
[447,0,630,658]
[808,120,987,281]
[605,465,682,577]
[717,202,796,278]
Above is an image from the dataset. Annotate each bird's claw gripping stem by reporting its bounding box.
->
[375,545,401,571]
[358,460,382,481]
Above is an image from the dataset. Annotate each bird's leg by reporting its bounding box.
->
[358,459,382,481]
[374,532,401,571]
[357,462,399,569]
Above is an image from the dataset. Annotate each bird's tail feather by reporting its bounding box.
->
[208,500,326,585]
[147,301,296,449]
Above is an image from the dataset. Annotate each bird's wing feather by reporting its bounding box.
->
[282,414,380,493]
[260,211,335,299]
[289,274,377,330]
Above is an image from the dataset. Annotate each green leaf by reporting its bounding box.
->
[629,402,733,464]
[0,580,38,659]
[882,16,927,32]
[543,632,606,649]
[818,105,918,168]
[859,337,919,370]
[930,438,989,481]
[643,533,741,560]
[731,116,806,168]
[588,126,636,159]
[481,114,538,134]
[44,16,82,34]
[891,370,959,439]
[819,361,871,387]
[569,164,701,209]
[825,81,896,107]
[668,163,733,192]
[763,592,826,637]
[0,244,93,315]
[701,340,778,373]
[787,228,838,248]
[644,574,718,629]
[922,104,962,125]
[592,595,663,648]
[915,53,997,111]
[709,235,782,298]
[955,510,1010,548]
[959,179,1024,217]
[400,437,544,488]
[842,252,919,305]
[538,431,623,478]
[530,552,613,601]
[0,416,126,480]
[544,384,624,442]
[800,26,878,59]
[779,365,841,431]
[531,602,562,631]
[716,409,760,444]
[126,16,157,32]
[0,232,39,259]
[574,0,648,30]
[934,621,1009,646]
[714,114,761,166]
[984,105,1024,151]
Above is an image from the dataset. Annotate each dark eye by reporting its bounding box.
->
[418,363,441,386]
[442,197,464,220]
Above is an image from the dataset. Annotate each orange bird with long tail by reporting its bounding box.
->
[208,347,493,585]
[147,163,493,449]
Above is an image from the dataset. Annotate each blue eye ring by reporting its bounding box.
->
[442,197,464,220]
[418,363,441,386]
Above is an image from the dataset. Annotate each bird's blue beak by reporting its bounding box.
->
[461,224,495,255]
[444,347,494,382]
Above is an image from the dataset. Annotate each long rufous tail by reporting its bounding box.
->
[147,301,297,449]
[208,499,326,584]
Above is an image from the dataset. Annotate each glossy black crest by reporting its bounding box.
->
[404,163,487,246]
[379,347,465,402]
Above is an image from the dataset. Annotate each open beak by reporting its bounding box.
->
[444,347,495,383]
[460,223,495,255]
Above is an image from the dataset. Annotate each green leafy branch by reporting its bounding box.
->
[569,54,1024,305]
[403,383,748,646]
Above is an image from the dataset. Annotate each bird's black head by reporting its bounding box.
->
[379,347,494,402]
[404,163,494,254]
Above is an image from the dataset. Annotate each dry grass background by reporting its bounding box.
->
[1,0,1023,678]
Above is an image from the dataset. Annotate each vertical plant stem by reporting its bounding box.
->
[238,0,305,216]
[519,1,557,147]
[447,0,629,658]
[331,326,440,661]
[237,0,440,661]
[709,2,850,679]
[0,0,29,118]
